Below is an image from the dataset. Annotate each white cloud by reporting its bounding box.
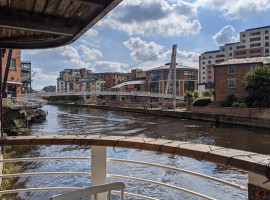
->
[123,37,163,62]
[177,50,199,68]
[92,61,128,73]
[196,0,270,20]
[98,0,201,36]
[212,25,238,45]
[77,45,102,61]
[31,68,58,90]
[85,29,99,37]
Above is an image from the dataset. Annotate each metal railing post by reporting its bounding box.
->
[248,172,270,200]
[91,146,107,200]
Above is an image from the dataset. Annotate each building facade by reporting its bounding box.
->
[145,64,198,97]
[214,57,270,102]
[200,26,270,88]
[102,72,131,88]
[21,61,32,93]
[1,49,22,104]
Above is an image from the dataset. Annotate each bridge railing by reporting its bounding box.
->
[0,135,269,200]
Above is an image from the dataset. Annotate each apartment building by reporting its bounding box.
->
[57,68,92,92]
[21,61,32,93]
[200,25,270,89]
[145,63,198,97]
[214,57,270,102]
[1,49,22,104]
[102,72,131,88]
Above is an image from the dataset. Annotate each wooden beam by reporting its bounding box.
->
[71,0,106,7]
[0,8,81,36]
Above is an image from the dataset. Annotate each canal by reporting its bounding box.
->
[13,105,270,200]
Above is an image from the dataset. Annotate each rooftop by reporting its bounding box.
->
[215,57,270,66]
[111,80,146,89]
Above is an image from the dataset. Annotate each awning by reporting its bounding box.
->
[0,0,122,49]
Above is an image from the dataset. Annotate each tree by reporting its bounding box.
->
[243,65,270,107]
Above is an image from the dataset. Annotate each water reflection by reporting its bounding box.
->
[14,105,270,200]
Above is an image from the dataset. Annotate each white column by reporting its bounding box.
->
[248,172,270,200]
[91,146,107,200]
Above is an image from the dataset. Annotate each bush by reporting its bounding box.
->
[220,94,238,107]
[193,90,199,99]
[184,91,193,101]
[192,97,212,106]
[48,95,80,102]
[232,102,240,107]
[239,103,248,108]
[203,89,213,97]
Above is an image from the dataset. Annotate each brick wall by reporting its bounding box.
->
[214,63,262,102]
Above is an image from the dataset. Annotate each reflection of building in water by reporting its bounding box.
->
[1,49,22,104]
[21,61,32,93]
[145,63,198,96]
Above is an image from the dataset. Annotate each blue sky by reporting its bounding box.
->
[21,0,270,90]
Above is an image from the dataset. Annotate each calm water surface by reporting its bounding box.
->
[14,105,270,200]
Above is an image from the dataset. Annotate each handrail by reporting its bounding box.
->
[50,182,125,200]
[0,156,247,191]
[0,135,269,177]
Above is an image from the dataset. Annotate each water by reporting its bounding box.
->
[13,105,270,200]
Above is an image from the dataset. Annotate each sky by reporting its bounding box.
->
[21,0,270,90]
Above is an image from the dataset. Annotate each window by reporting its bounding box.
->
[229,47,232,50]
[265,30,268,34]
[228,79,236,88]
[266,36,269,40]
[209,56,212,58]
[236,45,245,49]
[203,72,205,74]
[10,58,16,70]
[222,48,224,52]
[202,61,205,64]
[250,37,261,42]
[242,33,245,37]
[229,53,232,56]
[208,65,211,69]
[250,31,260,36]
[265,42,269,47]
[208,76,211,79]
[235,51,246,55]
[250,64,257,71]
[250,49,261,54]
[228,66,235,74]
[208,71,211,74]
[203,77,205,80]
[202,56,205,59]
[202,67,205,69]
[208,60,211,64]
[242,40,245,43]
[250,43,261,48]
[265,48,269,53]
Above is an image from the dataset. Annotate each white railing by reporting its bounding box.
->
[22,91,184,100]
[50,182,125,200]
[0,154,247,200]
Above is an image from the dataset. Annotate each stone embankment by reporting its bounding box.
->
[49,102,270,129]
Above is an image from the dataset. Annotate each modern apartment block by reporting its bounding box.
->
[21,61,32,93]
[200,25,270,89]
[102,72,131,88]
[145,63,198,97]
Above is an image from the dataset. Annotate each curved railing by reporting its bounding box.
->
[0,135,269,200]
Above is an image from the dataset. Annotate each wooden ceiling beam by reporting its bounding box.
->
[0,8,81,36]
[71,0,106,7]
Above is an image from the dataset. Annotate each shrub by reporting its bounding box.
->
[239,103,248,108]
[184,91,193,101]
[192,97,212,106]
[193,90,199,99]
[232,102,240,107]
[220,94,238,107]
[203,89,213,97]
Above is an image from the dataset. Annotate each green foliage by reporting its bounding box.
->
[48,95,80,102]
[202,89,213,97]
[220,94,238,107]
[243,65,270,107]
[232,102,240,107]
[184,91,193,101]
[193,90,199,99]
[192,97,212,106]
[239,103,248,108]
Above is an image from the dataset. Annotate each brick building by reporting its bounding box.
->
[1,49,22,104]
[214,57,270,102]
[102,72,131,88]
[200,25,270,89]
